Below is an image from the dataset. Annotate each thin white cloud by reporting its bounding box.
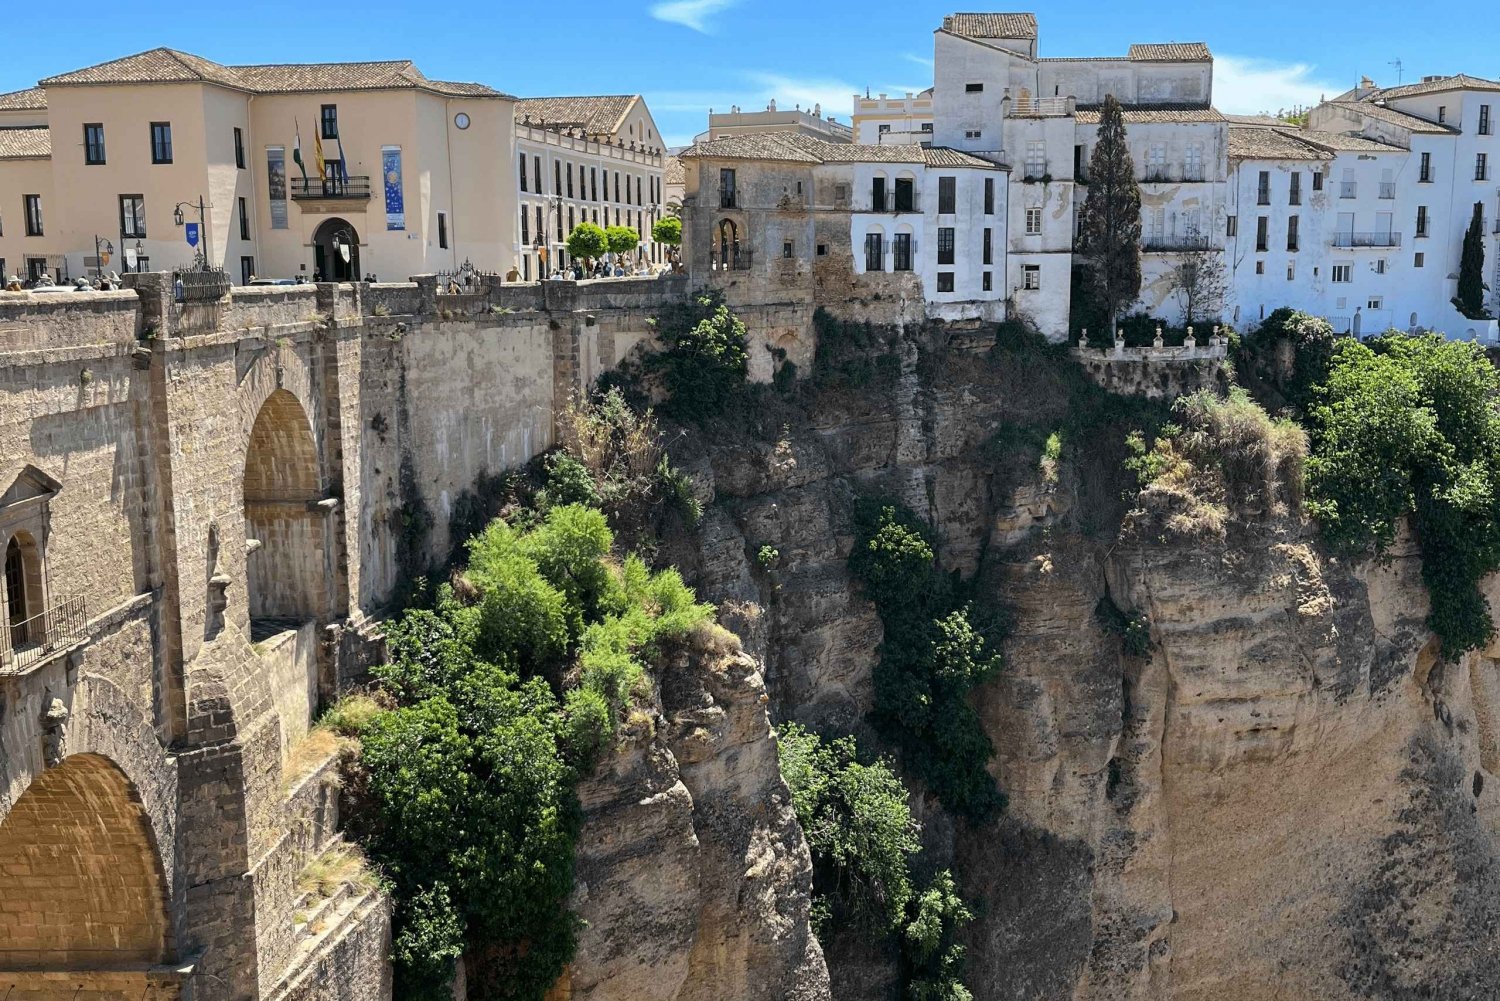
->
[743,71,862,120]
[1214,54,1342,116]
[650,0,735,33]
[649,71,865,148]
[902,53,934,70]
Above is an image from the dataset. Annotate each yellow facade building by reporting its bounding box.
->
[0,48,518,284]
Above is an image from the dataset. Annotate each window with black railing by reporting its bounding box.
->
[865,232,884,271]
[893,233,912,271]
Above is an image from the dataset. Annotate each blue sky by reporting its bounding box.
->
[2,0,1496,148]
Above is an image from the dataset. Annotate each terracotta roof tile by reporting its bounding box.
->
[922,146,1006,168]
[1227,126,1329,161]
[515,96,639,137]
[1129,43,1211,61]
[1076,103,1225,124]
[0,88,46,111]
[680,133,824,163]
[681,133,1003,169]
[1374,73,1500,99]
[664,155,685,185]
[1291,129,1404,153]
[1327,100,1456,134]
[0,127,50,159]
[941,13,1038,39]
[38,47,512,99]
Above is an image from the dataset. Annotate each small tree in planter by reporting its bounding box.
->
[605,225,640,262]
[566,222,608,270]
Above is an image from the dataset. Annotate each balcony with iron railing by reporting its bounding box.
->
[0,595,88,674]
[862,191,921,213]
[708,249,753,271]
[719,189,737,209]
[291,176,372,200]
[1340,182,1358,199]
[1142,235,1217,253]
[1333,231,1402,248]
[1379,182,1396,199]
[1010,96,1074,117]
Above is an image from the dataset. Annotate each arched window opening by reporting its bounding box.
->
[244,390,326,632]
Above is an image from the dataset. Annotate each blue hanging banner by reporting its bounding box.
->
[184,222,200,248]
[383,145,405,231]
[267,146,289,230]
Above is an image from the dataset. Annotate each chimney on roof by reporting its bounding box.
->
[1423,74,1442,82]
[813,103,821,116]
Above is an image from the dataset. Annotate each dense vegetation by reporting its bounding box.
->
[646,290,751,422]
[849,500,1005,821]
[778,725,976,1001]
[338,393,714,1000]
[1305,333,1500,652]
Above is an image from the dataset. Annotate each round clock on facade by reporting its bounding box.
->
[454,112,471,130]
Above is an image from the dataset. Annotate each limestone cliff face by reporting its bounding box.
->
[566,628,831,1001]
[659,330,1500,1000]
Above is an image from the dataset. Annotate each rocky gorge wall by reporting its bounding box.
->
[653,323,1500,1001]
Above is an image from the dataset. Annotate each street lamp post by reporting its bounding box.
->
[534,195,563,277]
[173,196,211,270]
[92,236,114,279]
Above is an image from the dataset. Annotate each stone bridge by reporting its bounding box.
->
[0,273,686,1000]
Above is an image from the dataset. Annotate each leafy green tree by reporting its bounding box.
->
[902,870,975,1001]
[652,215,682,248]
[1455,201,1490,319]
[652,294,749,421]
[565,221,608,264]
[777,724,920,937]
[1307,333,1500,652]
[1076,95,1143,331]
[605,225,639,257]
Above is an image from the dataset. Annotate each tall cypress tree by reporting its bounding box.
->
[1455,201,1489,319]
[1076,95,1142,332]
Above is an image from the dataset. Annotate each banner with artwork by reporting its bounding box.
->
[266,146,288,229]
[383,145,404,231]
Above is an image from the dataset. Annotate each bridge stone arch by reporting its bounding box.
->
[244,388,328,625]
[0,753,173,969]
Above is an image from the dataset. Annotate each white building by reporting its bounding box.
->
[852,90,935,144]
[514,95,668,278]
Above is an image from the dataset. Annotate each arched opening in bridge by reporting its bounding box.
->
[312,217,360,282]
[4,531,43,650]
[0,754,171,968]
[244,389,324,631]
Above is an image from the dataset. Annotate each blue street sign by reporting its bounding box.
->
[185,223,200,248]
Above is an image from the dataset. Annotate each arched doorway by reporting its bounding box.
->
[4,531,42,649]
[244,389,324,626]
[0,754,171,968]
[312,217,360,282]
[716,218,740,270]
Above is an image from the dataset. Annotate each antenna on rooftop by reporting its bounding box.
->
[1389,58,1404,85]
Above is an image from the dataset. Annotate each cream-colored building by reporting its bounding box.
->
[695,102,854,144]
[515,95,667,278]
[0,48,518,285]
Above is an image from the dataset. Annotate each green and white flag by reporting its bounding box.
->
[292,119,309,184]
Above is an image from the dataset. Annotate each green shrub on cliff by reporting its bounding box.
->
[649,290,749,421]
[1306,333,1500,653]
[849,501,1004,820]
[354,496,715,999]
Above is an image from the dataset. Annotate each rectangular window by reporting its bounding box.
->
[782,240,793,259]
[1184,142,1205,181]
[556,206,564,241]
[720,168,736,208]
[965,82,984,93]
[83,123,105,165]
[1256,261,1265,275]
[1146,142,1167,181]
[554,160,562,195]
[519,154,528,192]
[438,211,448,249]
[234,127,245,169]
[1368,297,1383,310]
[1289,172,1301,206]
[1477,153,1489,181]
[238,196,249,240]
[1226,215,1237,237]
[1420,152,1432,182]
[1287,214,1299,252]
[566,163,574,198]
[893,233,912,271]
[1438,105,1447,124]
[535,156,543,196]
[23,194,42,236]
[521,205,529,244]
[567,207,574,232]
[937,272,955,292]
[1312,171,1324,191]
[1257,170,1270,205]
[893,177,915,212]
[1023,264,1040,290]
[937,227,955,265]
[938,176,956,214]
[1256,216,1268,252]
[612,171,619,202]
[1025,207,1042,235]
[321,104,338,139]
[983,227,993,264]
[636,177,642,204]
[1375,258,1387,275]
[982,271,992,291]
[150,122,172,164]
[984,177,994,214]
[865,232,883,271]
[1287,260,1295,281]
[965,130,982,139]
[1025,140,1046,179]
[878,123,892,134]
[591,167,598,202]
[240,255,255,285]
[1332,263,1353,283]
[1482,105,1493,136]
[1416,205,1429,237]
[1415,252,1425,268]
[119,194,145,238]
